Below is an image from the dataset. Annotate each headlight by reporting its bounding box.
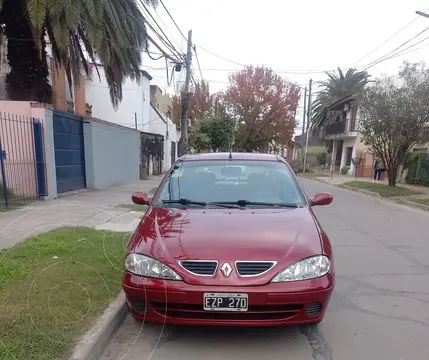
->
[125,253,182,280]
[271,255,331,282]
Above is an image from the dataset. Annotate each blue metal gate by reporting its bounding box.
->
[53,110,86,193]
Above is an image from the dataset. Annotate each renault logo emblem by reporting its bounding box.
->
[220,263,232,277]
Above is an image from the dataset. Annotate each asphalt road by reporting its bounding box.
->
[100,178,429,360]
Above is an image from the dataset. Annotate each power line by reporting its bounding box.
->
[159,0,187,41]
[153,6,183,53]
[193,45,204,81]
[138,5,184,61]
[195,44,247,67]
[362,27,429,71]
[353,7,429,65]
[189,33,429,76]
[192,20,429,76]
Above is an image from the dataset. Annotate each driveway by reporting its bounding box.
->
[100,178,429,360]
[0,177,162,249]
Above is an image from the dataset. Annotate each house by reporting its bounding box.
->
[294,132,326,166]
[84,64,152,130]
[84,66,180,175]
[0,40,177,204]
[269,141,302,162]
[150,85,172,118]
[150,85,180,171]
[322,94,378,178]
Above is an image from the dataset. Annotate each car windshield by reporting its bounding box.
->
[152,160,305,207]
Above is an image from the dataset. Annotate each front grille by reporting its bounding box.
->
[235,261,276,276]
[178,260,218,276]
[151,302,302,321]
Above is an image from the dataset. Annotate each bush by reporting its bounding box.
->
[341,166,350,175]
[289,160,313,174]
[316,152,328,165]
[405,153,429,186]
[289,160,303,173]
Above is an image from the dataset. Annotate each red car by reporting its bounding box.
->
[123,152,334,327]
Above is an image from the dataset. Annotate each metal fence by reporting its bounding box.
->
[406,153,429,186]
[140,131,164,176]
[0,113,46,209]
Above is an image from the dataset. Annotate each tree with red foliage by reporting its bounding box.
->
[171,80,213,126]
[222,66,300,152]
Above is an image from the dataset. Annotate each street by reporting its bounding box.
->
[100,178,429,360]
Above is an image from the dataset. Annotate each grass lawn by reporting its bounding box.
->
[407,198,429,207]
[0,204,25,212]
[116,203,148,212]
[342,181,422,197]
[299,172,330,178]
[0,226,128,360]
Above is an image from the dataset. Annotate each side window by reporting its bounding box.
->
[270,168,302,203]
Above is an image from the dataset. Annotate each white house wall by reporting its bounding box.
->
[83,120,140,189]
[85,69,151,131]
[149,106,180,172]
[340,138,357,174]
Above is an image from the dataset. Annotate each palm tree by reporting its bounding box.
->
[310,67,371,132]
[0,0,157,106]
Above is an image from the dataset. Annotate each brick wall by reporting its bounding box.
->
[354,151,386,180]
[50,58,67,111]
[50,58,86,117]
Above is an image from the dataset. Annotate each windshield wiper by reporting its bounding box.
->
[162,199,240,209]
[162,198,207,206]
[211,200,298,208]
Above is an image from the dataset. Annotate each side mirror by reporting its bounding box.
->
[132,192,151,206]
[310,192,333,206]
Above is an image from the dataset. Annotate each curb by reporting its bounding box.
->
[69,291,127,360]
[304,176,429,213]
[401,200,429,212]
[338,185,381,198]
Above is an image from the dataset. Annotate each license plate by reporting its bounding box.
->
[203,293,248,311]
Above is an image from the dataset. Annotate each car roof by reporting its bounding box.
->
[178,152,283,162]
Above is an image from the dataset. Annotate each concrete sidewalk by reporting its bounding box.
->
[313,174,429,195]
[0,176,163,250]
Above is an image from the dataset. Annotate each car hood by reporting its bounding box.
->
[129,207,322,286]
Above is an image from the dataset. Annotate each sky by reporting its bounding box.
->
[139,0,429,137]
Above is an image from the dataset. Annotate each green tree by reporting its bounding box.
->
[0,0,157,106]
[188,123,210,153]
[311,67,371,132]
[359,62,429,186]
[188,115,235,153]
[200,114,235,152]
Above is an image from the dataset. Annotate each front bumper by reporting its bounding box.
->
[123,272,334,327]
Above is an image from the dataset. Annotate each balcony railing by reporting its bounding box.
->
[325,120,346,136]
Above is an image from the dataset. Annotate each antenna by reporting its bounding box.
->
[228,134,233,160]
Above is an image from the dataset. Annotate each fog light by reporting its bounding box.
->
[132,299,147,313]
[305,302,322,316]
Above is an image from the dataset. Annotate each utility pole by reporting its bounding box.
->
[178,29,193,157]
[302,79,312,173]
[134,113,138,130]
[300,87,307,163]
